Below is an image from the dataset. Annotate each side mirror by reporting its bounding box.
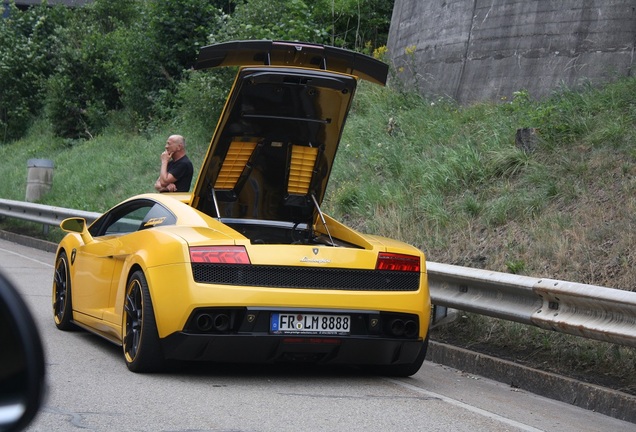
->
[0,272,46,432]
[60,217,93,245]
[60,217,86,233]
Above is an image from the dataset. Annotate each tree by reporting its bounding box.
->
[45,5,125,139]
[113,0,223,122]
[0,3,70,142]
[45,0,224,138]
[215,0,328,43]
[313,0,394,51]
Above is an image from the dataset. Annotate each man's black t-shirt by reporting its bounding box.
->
[167,155,194,192]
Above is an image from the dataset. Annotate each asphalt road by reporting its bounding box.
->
[1,238,633,432]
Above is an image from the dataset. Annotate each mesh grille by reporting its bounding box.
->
[192,264,420,291]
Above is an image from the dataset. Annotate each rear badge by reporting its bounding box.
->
[300,247,330,264]
[300,256,331,264]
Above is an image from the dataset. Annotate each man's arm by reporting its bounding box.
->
[154,151,178,192]
[155,174,178,192]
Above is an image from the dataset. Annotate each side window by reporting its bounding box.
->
[139,204,177,230]
[90,200,178,237]
[104,205,154,236]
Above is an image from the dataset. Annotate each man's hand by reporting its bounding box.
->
[161,150,173,163]
[156,147,179,191]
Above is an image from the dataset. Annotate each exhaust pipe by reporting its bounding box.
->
[389,319,405,336]
[404,320,418,338]
[196,313,214,332]
[213,313,230,332]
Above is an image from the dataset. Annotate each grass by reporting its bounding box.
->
[1,74,635,393]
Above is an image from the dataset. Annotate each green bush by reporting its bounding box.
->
[169,69,234,139]
[312,0,394,51]
[216,0,328,43]
[113,0,222,123]
[0,3,70,142]
[1,0,394,142]
[45,11,122,139]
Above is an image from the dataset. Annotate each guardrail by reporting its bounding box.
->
[427,262,636,348]
[0,198,100,229]
[1,197,635,348]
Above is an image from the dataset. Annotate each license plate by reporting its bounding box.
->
[271,313,350,335]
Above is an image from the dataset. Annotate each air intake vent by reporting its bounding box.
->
[288,145,318,195]
[214,140,257,189]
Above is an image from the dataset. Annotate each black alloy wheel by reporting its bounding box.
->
[123,270,164,372]
[52,251,75,330]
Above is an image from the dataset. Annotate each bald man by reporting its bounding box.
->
[154,134,193,192]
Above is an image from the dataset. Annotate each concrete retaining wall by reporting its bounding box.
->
[387,0,636,103]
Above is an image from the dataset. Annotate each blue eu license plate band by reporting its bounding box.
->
[270,313,351,335]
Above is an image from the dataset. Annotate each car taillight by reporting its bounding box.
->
[189,246,251,264]
[376,252,420,272]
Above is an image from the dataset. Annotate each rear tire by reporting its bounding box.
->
[123,270,164,372]
[52,251,75,330]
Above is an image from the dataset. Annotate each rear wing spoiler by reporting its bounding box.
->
[195,40,389,86]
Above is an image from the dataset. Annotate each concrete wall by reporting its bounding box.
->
[387,0,636,103]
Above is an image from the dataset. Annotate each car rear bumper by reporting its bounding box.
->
[160,333,426,366]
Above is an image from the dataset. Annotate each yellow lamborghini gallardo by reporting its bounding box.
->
[52,41,431,375]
